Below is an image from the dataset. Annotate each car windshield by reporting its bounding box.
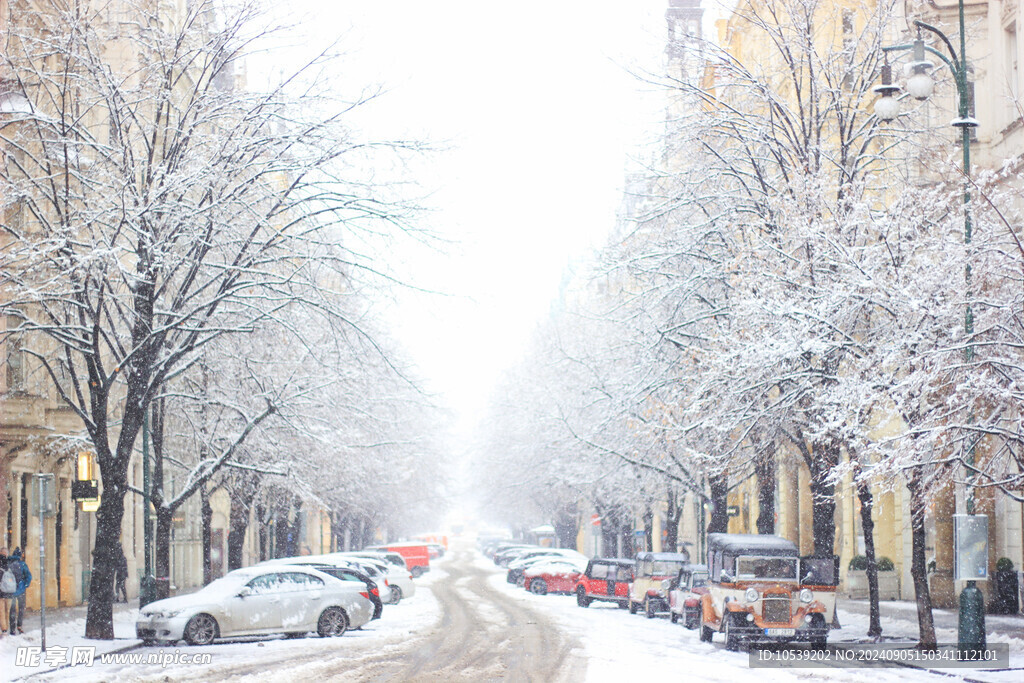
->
[649,560,687,576]
[690,571,709,587]
[736,556,798,580]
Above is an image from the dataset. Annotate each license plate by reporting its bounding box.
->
[765,628,795,636]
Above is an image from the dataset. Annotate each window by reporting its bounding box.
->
[736,556,798,580]
[247,574,280,594]
[651,560,687,576]
[590,564,608,579]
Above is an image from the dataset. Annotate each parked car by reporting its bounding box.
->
[493,545,539,567]
[135,565,374,645]
[365,543,431,577]
[262,558,384,619]
[325,556,396,604]
[666,564,709,628]
[575,558,634,608]
[523,558,588,595]
[334,551,416,603]
[699,533,838,651]
[628,551,692,617]
[506,549,586,586]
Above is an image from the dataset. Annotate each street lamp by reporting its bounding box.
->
[876,4,984,654]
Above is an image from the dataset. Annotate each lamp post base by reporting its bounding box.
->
[957,580,986,654]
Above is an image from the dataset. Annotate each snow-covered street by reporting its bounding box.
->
[7,541,1024,682]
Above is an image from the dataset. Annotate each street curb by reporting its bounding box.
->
[10,640,143,681]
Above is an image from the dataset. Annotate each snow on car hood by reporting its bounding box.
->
[140,575,249,615]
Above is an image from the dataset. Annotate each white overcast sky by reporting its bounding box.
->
[283,1,679,429]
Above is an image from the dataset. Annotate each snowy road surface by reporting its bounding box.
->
[8,543,1024,682]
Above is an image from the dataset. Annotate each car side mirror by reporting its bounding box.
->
[237,587,252,598]
[661,579,672,591]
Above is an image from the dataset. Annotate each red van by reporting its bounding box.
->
[366,543,431,577]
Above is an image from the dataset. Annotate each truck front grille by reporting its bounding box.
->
[762,596,791,624]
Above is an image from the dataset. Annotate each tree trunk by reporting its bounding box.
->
[809,478,836,556]
[708,472,729,534]
[154,507,173,600]
[227,477,259,570]
[856,477,883,638]
[908,468,937,648]
[664,488,683,552]
[756,442,776,535]
[554,505,578,549]
[256,502,269,561]
[202,488,213,583]
[85,472,126,639]
[807,437,839,556]
[642,506,653,552]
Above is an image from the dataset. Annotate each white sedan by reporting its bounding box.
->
[135,565,374,645]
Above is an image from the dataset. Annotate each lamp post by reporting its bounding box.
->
[874,2,985,653]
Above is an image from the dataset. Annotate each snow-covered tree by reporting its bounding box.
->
[0,0,421,638]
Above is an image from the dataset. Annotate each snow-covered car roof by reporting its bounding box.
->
[589,557,635,567]
[635,552,690,562]
[525,559,587,574]
[706,533,798,556]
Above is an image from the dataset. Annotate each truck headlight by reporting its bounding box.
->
[800,588,813,603]
[744,587,759,602]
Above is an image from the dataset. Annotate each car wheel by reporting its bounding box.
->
[670,611,679,624]
[529,578,548,595]
[724,615,742,652]
[410,567,424,578]
[617,600,628,609]
[576,587,591,608]
[317,607,348,638]
[389,586,403,605]
[685,608,699,630]
[645,598,656,619]
[700,624,714,643]
[628,599,638,615]
[183,614,218,646]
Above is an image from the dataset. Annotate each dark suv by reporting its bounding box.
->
[575,558,634,608]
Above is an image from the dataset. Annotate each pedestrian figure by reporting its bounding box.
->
[114,544,129,603]
[0,547,13,637]
[10,548,31,634]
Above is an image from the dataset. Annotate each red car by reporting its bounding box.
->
[523,559,586,595]
[575,558,634,608]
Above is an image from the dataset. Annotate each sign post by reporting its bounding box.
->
[954,514,988,652]
[33,473,56,651]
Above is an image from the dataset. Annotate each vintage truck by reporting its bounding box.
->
[699,533,838,651]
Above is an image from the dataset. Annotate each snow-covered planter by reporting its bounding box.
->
[844,570,900,600]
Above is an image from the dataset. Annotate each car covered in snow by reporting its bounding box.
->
[523,558,588,595]
[628,551,692,617]
[666,563,709,628]
[135,565,374,645]
[575,558,634,608]
[333,551,416,603]
[699,533,838,651]
[261,558,384,619]
[506,548,586,586]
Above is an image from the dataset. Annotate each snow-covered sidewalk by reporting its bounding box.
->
[1,603,141,681]
[476,552,1024,682]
